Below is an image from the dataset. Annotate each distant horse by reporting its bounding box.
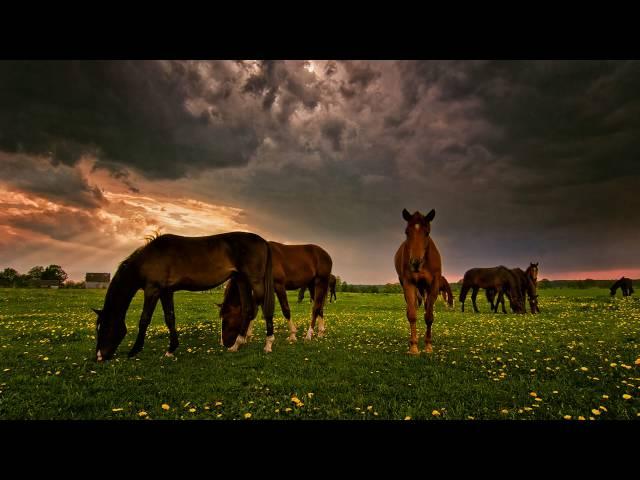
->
[459,266,524,314]
[417,275,453,308]
[267,241,333,341]
[298,274,337,303]
[610,277,634,297]
[93,232,275,361]
[394,208,442,354]
[487,267,539,313]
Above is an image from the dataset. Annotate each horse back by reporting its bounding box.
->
[269,242,332,288]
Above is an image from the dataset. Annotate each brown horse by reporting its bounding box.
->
[417,275,453,308]
[611,277,634,296]
[265,242,333,341]
[394,208,442,355]
[487,267,539,314]
[93,232,275,360]
[459,266,524,314]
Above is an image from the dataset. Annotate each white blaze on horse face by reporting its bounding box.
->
[96,350,103,361]
[414,224,420,231]
[264,335,275,353]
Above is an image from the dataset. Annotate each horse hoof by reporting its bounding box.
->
[424,345,433,354]
[407,346,420,356]
[317,330,326,338]
[305,330,313,341]
[288,334,297,342]
[164,351,174,358]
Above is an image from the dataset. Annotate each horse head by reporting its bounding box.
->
[402,208,435,273]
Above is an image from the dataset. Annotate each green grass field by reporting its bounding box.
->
[0,287,638,420]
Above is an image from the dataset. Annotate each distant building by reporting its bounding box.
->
[85,273,110,289]
[38,279,61,289]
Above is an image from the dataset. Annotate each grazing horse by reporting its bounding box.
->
[298,274,337,303]
[266,241,333,341]
[487,267,539,314]
[394,208,442,355]
[610,277,634,297]
[459,266,524,314]
[417,275,454,308]
[93,232,275,361]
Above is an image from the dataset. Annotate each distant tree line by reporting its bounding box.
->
[0,265,75,288]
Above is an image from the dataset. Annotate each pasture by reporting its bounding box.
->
[0,287,638,420]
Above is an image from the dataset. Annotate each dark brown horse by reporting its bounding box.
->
[93,232,275,360]
[611,277,634,296]
[487,267,539,314]
[298,273,337,303]
[417,275,453,308]
[459,266,524,314]
[394,209,442,355]
[267,242,333,341]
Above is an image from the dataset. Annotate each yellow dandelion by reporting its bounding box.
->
[215,401,222,406]
[189,408,196,413]
[563,415,572,420]
[244,413,252,419]
[161,403,170,410]
[610,363,618,367]
[367,405,373,411]
[578,416,586,421]
[622,394,632,400]
[307,393,314,398]
[602,395,609,399]
[634,358,640,365]
[500,409,509,415]
[138,411,148,417]
[599,406,607,412]
[111,408,124,412]
[404,416,411,420]
[580,367,588,372]
[432,410,441,416]
[291,396,301,404]
[285,407,292,412]
[591,409,601,416]
[529,392,538,397]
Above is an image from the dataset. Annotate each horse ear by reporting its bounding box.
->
[91,308,102,315]
[425,209,435,222]
[402,209,411,221]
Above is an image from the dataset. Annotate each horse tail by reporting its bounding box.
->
[262,242,275,320]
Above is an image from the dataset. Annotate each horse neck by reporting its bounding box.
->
[103,265,140,320]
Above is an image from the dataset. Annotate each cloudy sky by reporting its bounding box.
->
[1,60,639,283]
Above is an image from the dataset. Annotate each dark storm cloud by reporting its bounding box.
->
[0,60,260,179]
[0,153,106,209]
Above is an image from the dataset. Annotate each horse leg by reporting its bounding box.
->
[403,283,419,355]
[128,287,160,358]
[471,287,480,313]
[307,277,329,339]
[486,288,495,312]
[424,278,439,353]
[459,284,469,312]
[276,283,296,342]
[247,278,274,353]
[160,290,179,357]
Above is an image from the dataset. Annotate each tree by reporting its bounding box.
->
[27,266,45,280]
[0,268,19,286]
[42,265,68,283]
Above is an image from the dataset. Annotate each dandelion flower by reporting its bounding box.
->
[500,409,508,415]
[432,410,441,416]
[161,403,170,410]
[563,415,572,420]
[622,394,632,400]
[244,413,252,419]
[529,392,538,397]
[189,408,196,413]
[591,409,601,416]
[111,408,124,412]
[578,416,586,421]
[404,416,411,421]
[580,367,588,372]
[138,411,148,417]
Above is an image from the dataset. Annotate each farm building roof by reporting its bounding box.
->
[85,273,110,282]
